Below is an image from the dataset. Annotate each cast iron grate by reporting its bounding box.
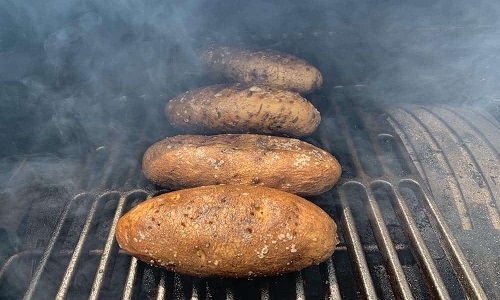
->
[0,86,490,299]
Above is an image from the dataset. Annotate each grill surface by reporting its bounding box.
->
[1,85,497,299]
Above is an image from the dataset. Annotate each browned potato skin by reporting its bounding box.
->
[165,84,321,137]
[201,46,323,95]
[142,134,341,196]
[115,185,339,277]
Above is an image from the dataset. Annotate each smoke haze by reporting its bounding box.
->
[0,0,499,294]
[0,1,499,193]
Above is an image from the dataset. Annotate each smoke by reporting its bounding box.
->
[2,0,499,101]
[1,0,499,296]
[346,0,500,108]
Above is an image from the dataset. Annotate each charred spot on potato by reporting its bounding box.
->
[256,103,263,115]
[250,205,267,220]
[251,177,261,184]
[310,113,317,122]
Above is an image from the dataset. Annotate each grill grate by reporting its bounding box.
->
[0,86,492,299]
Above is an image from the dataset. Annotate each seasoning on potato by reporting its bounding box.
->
[142,134,341,196]
[115,185,339,277]
[165,84,320,137]
[201,46,323,95]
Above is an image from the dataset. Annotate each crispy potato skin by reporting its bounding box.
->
[115,185,338,277]
[201,46,323,95]
[165,84,320,137]
[142,134,341,196]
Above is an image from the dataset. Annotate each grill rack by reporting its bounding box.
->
[0,86,490,299]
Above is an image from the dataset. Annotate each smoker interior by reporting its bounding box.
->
[1,1,500,299]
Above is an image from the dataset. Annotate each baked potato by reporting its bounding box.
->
[142,134,341,196]
[201,46,323,95]
[165,84,320,137]
[115,185,338,277]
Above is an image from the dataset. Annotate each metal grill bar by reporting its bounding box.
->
[432,107,500,224]
[294,272,305,300]
[379,181,452,300]
[22,193,86,300]
[328,88,393,299]
[416,107,500,229]
[385,103,490,298]
[155,271,167,300]
[325,258,341,299]
[225,283,235,300]
[191,282,199,299]
[400,180,488,299]
[364,187,415,300]
[89,194,129,300]
[332,90,439,298]
[260,279,270,300]
[3,86,493,299]
[123,257,139,300]
[338,189,378,299]
[450,107,500,146]
[55,194,102,299]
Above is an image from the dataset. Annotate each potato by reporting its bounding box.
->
[165,84,320,137]
[142,134,341,196]
[201,46,323,95]
[115,185,338,277]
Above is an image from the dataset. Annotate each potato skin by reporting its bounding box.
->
[115,185,338,277]
[142,134,341,196]
[201,46,323,95]
[165,84,320,137]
